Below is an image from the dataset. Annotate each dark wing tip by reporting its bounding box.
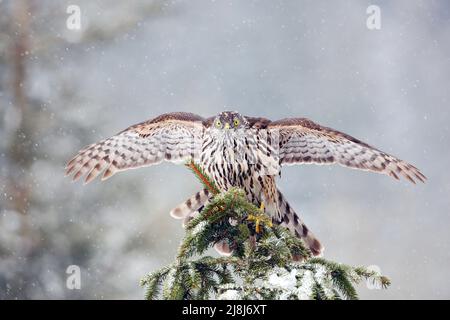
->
[393,161,426,184]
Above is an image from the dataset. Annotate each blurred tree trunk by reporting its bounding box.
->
[0,0,171,298]
[7,0,37,251]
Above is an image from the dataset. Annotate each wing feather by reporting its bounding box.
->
[66,112,205,183]
[268,118,426,183]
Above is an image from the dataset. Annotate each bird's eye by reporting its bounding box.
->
[215,120,222,128]
[233,119,240,127]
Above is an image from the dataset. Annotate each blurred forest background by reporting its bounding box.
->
[0,0,449,299]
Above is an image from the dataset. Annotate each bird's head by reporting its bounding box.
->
[213,111,248,131]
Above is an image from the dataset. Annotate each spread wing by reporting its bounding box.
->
[65,112,205,183]
[268,118,426,183]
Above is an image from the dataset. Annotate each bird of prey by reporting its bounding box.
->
[66,111,426,256]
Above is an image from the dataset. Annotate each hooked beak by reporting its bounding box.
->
[224,123,230,130]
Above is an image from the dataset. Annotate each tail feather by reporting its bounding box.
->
[170,189,323,257]
[171,190,233,255]
[213,240,233,256]
[182,203,209,228]
[170,189,210,220]
[275,190,324,256]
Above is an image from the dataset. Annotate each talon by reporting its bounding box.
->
[247,203,272,234]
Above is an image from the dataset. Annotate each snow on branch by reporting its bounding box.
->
[140,161,390,300]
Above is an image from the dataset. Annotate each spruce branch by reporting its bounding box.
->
[185,160,220,195]
[141,161,391,300]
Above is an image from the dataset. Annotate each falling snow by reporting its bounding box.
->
[0,0,449,299]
